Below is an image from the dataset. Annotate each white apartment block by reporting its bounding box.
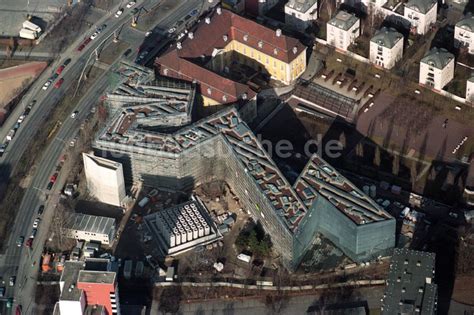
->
[419,47,455,91]
[404,0,437,35]
[285,0,318,31]
[83,152,126,207]
[466,77,474,104]
[327,11,360,51]
[455,15,474,54]
[370,27,404,69]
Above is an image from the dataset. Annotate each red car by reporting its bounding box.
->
[54,78,64,89]
[25,238,33,248]
[56,65,65,75]
[16,305,22,315]
[50,173,58,183]
[84,38,92,45]
[77,44,85,52]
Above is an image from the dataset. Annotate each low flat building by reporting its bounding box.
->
[419,47,455,91]
[381,248,437,314]
[327,11,360,52]
[370,27,404,69]
[284,0,318,31]
[404,0,437,35]
[55,258,120,315]
[455,15,474,54]
[144,196,222,255]
[64,214,116,246]
[83,153,126,208]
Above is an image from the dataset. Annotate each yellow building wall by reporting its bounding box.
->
[202,95,221,107]
[225,40,306,84]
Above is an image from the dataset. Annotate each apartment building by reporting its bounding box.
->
[327,10,360,51]
[404,0,437,35]
[284,0,318,31]
[156,8,307,106]
[454,15,474,54]
[419,47,455,91]
[370,27,404,69]
[55,259,120,315]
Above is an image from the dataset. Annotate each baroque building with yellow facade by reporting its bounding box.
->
[155,7,307,107]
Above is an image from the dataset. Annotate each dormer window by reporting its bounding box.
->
[207,88,212,95]
[243,34,249,41]
[258,40,263,48]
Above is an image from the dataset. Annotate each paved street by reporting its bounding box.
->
[0,0,215,313]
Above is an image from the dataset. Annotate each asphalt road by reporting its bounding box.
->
[0,0,215,313]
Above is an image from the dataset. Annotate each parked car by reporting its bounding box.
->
[30,228,37,238]
[126,1,136,8]
[90,32,98,40]
[46,182,54,190]
[9,276,15,286]
[54,78,64,89]
[71,111,78,119]
[63,58,71,66]
[0,286,5,297]
[50,73,59,81]
[25,237,33,248]
[56,65,65,75]
[32,219,40,229]
[123,48,132,56]
[37,205,44,215]
[50,173,58,183]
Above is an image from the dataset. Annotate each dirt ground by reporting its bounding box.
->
[0,61,46,106]
[452,275,474,305]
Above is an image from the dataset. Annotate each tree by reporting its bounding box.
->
[392,153,400,176]
[373,145,381,167]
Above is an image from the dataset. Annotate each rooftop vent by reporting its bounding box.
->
[241,92,248,100]
[177,42,182,49]
[292,46,298,54]
[223,34,228,42]
[276,29,282,37]
[217,7,222,15]
[188,32,194,39]
[258,40,263,48]
[243,34,248,41]
[205,17,211,24]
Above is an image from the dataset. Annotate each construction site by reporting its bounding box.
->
[91,61,397,272]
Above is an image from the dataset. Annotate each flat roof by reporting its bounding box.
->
[382,248,437,314]
[295,155,392,225]
[67,214,115,235]
[78,270,116,285]
[59,261,86,301]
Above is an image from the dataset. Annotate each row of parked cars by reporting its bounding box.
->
[17,205,45,250]
[0,99,38,158]
[77,24,107,52]
[42,58,71,91]
[115,1,137,18]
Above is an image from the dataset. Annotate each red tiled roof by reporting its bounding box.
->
[155,8,305,104]
[157,49,255,103]
[179,9,305,63]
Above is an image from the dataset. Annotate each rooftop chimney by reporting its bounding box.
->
[177,42,182,49]
[188,32,194,39]
[217,7,222,15]
[276,29,282,37]
[223,34,228,42]
[292,46,297,54]
[205,17,211,24]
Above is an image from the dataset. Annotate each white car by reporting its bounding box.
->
[71,111,78,119]
[126,1,136,8]
[115,8,123,18]
[17,115,25,123]
[90,32,98,40]
[168,27,176,34]
[33,219,39,228]
[145,31,152,37]
[42,81,51,90]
